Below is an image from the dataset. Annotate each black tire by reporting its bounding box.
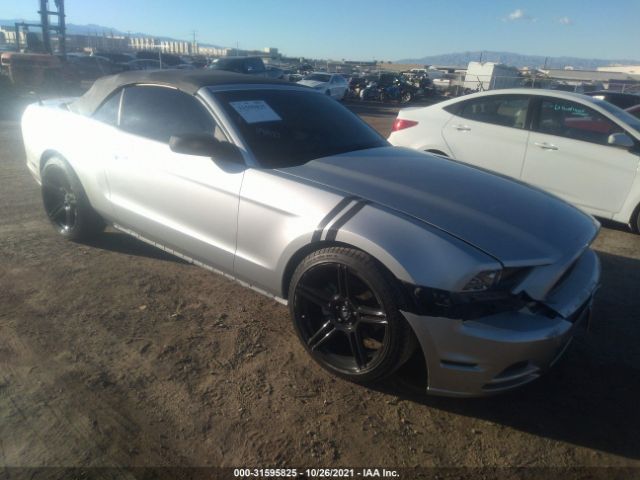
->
[401,91,413,104]
[633,205,640,234]
[41,156,105,241]
[289,247,416,384]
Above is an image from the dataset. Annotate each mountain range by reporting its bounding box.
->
[396,51,640,70]
[2,20,638,69]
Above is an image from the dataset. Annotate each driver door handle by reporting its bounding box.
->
[452,124,471,132]
[534,142,559,150]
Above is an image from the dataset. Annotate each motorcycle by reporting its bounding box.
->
[380,79,417,104]
[359,81,382,101]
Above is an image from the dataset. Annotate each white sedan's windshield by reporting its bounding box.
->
[593,98,640,132]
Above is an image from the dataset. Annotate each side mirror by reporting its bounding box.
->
[607,132,634,149]
[169,134,243,162]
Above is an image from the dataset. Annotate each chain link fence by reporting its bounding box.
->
[431,73,640,97]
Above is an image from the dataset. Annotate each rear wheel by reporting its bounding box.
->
[633,205,640,233]
[289,247,415,384]
[41,156,105,241]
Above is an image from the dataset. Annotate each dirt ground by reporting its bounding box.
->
[1,91,639,475]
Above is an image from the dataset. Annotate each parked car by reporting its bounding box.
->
[627,104,640,120]
[265,65,285,79]
[22,71,600,397]
[126,59,162,71]
[67,55,124,81]
[388,88,640,232]
[136,50,183,67]
[281,70,303,82]
[297,72,348,99]
[364,72,423,103]
[584,90,640,109]
[208,56,267,76]
[91,51,135,66]
[173,63,197,70]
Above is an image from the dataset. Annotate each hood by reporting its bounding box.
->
[279,147,598,266]
[297,80,326,89]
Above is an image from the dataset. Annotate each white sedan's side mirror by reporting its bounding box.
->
[608,132,635,149]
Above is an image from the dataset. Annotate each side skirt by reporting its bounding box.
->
[112,223,288,306]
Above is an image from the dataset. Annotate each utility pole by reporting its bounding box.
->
[191,30,197,55]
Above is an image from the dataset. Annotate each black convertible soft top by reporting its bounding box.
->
[69,69,287,116]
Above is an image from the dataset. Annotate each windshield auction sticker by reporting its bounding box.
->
[230,100,282,124]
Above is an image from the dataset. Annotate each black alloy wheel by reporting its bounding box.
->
[290,247,415,383]
[42,166,78,235]
[633,204,640,233]
[41,156,104,241]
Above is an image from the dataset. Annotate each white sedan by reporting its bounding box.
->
[388,89,640,232]
[297,72,348,99]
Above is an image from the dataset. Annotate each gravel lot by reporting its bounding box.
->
[1,91,639,473]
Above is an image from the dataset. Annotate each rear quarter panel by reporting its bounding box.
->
[388,105,454,156]
[21,101,115,217]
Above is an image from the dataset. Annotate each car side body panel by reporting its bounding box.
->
[234,168,501,298]
[389,89,640,225]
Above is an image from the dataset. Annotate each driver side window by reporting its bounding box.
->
[535,99,622,145]
[119,86,221,144]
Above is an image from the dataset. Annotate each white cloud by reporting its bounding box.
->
[504,9,535,22]
[558,16,573,25]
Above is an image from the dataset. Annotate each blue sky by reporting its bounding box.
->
[4,0,639,60]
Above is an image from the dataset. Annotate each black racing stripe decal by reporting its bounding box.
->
[324,200,370,241]
[312,196,358,242]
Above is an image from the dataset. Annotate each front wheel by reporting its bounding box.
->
[289,247,415,384]
[41,156,105,241]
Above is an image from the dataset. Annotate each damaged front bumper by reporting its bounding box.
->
[402,248,600,397]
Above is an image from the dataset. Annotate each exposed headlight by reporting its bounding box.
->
[410,268,532,320]
[462,268,531,292]
[463,270,501,292]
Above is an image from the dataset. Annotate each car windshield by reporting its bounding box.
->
[592,98,640,132]
[305,73,331,82]
[213,88,387,168]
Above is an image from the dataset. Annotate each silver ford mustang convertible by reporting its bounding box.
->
[22,70,601,396]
